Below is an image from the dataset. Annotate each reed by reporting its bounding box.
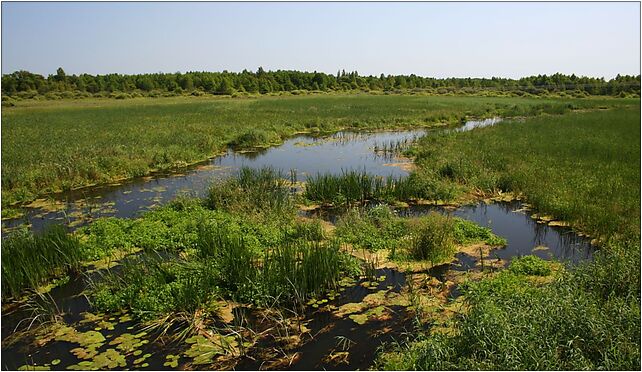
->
[207,166,293,216]
[91,253,219,319]
[261,240,344,302]
[1,225,83,298]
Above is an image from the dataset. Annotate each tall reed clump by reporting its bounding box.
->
[207,167,293,216]
[196,224,258,300]
[405,212,456,263]
[304,169,457,206]
[261,240,344,302]
[1,225,83,298]
[195,222,346,305]
[304,170,396,205]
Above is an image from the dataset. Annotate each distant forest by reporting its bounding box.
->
[2,68,640,100]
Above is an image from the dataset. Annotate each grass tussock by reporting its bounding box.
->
[207,167,293,217]
[404,214,456,262]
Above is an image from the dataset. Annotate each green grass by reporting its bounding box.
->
[207,167,293,217]
[404,213,457,262]
[412,107,641,240]
[377,248,640,370]
[334,205,506,261]
[335,205,408,251]
[303,170,460,205]
[1,225,84,298]
[376,104,641,370]
[2,94,636,207]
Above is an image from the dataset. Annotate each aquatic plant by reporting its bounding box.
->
[335,205,407,252]
[405,213,456,263]
[304,169,459,205]
[508,255,552,276]
[1,225,83,298]
[207,166,293,216]
[286,219,326,242]
[453,218,507,246]
[261,240,345,302]
[91,254,220,319]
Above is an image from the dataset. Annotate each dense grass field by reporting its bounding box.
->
[376,104,641,370]
[412,107,641,239]
[2,94,637,207]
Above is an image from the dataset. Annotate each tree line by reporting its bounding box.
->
[2,67,640,99]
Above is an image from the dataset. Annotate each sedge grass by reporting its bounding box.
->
[1,225,83,298]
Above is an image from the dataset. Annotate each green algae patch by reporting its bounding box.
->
[184,334,239,365]
[35,276,70,295]
[24,199,67,213]
[108,332,149,353]
[348,305,388,325]
[18,365,50,371]
[67,348,127,370]
[164,354,180,368]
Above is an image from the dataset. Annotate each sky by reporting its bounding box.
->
[2,2,640,79]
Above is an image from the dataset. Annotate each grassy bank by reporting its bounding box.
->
[376,104,641,369]
[2,94,636,207]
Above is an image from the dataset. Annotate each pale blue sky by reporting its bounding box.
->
[2,2,640,78]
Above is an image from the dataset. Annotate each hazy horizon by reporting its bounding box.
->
[2,2,640,79]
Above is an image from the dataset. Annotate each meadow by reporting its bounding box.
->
[2,94,637,207]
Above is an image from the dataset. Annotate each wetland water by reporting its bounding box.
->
[3,130,424,234]
[1,118,597,370]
